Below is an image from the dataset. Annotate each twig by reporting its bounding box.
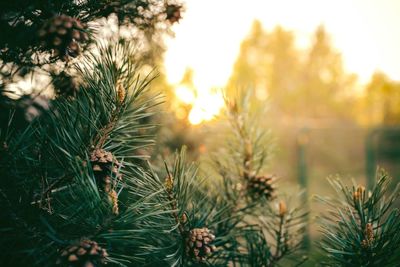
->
[164,162,185,236]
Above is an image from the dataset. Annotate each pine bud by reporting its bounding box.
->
[165,175,174,193]
[353,185,365,201]
[181,213,188,224]
[116,80,126,104]
[279,200,287,217]
[108,189,119,215]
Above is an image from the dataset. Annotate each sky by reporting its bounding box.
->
[164,0,400,124]
[165,0,400,88]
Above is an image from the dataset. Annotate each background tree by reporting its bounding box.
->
[296,26,357,119]
[361,72,400,125]
[228,22,357,120]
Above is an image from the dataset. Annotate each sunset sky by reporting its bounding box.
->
[164,0,400,124]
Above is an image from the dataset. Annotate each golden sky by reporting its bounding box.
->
[164,0,400,124]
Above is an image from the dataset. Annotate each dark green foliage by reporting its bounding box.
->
[0,42,169,266]
[317,170,400,267]
[0,0,183,99]
[0,0,177,66]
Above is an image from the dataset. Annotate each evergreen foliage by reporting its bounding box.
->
[317,170,400,266]
[0,0,183,95]
[0,35,309,266]
[0,38,310,265]
[203,89,309,266]
[2,2,398,267]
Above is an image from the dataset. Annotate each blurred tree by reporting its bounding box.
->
[228,21,300,109]
[228,20,268,92]
[296,25,357,119]
[228,22,357,120]
[363,72,400,125]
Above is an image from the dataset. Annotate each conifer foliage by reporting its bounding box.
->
[0,39,309,267]
[4,2,400,267]
[204,90,309,266]
[317,170,400,266]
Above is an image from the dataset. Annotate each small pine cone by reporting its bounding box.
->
[165,4,183,24]
[90,148,122,192]
[186,227,216,262]
[38,15,88,60]
[56,239,108,267]
[247,174,276,200]
[52,71,80,97]
[361,223,374,248]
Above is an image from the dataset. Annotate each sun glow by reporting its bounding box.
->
[174,85,224,125]
[165,0,400,125]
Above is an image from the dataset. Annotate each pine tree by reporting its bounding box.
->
[202,89,309,266]
[0,36,310,267]
[316,169,400,266]
[5,3,399,267]
[0,1,311,263]
[0,40,309,266]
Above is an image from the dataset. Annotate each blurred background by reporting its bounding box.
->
[156,0,400,262]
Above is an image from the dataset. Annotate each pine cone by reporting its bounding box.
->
[90,148,122,192]
[56,239,108,267]
[247,174,275,200]
[52,71,80,97]
[186,227,216,262]
[165,4,182,23]
[38,15,88,60]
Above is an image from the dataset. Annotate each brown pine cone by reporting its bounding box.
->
[56,239,108,267]
[247,174,276,200]
[90,148,122,192]
[38,15,88,60]
[165,4,183,24]
[185,227,216,262]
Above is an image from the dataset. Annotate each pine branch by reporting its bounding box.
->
[203,88,308,266]
[317,169,400,267]
[0,41,170,266]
